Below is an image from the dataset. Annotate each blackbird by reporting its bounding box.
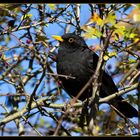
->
[52,33,138,118]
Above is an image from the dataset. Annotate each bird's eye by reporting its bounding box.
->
[68,38,75,43]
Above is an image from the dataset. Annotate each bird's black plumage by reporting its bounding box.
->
[54,33,138,118]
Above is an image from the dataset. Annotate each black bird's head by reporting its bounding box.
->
[52,33,88,50]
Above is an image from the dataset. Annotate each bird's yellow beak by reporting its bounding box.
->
[52,35,64,42]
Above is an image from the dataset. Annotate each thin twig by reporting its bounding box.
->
[0,83,138,127]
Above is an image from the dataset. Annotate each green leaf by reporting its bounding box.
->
[91,13,104,27]
[48,4,56,10]
[21,13,32,20]
[105,12,116,25]
[5,36,10,43]
[128,59,136,64]
[128,33,137,39]
[40,118,45,125]
[73,127,82,133]
[103,52,117,61]
[112,24,126,40]
[82,26,102,39]
[45,23,49,27]
[108,52,117,57]
[123,27,137,40]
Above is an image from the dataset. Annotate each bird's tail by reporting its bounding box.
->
[110,97,138,118]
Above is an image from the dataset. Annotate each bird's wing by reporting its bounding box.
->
[101,71,118,97]
[86,50,118,97]
[86,50,99,72]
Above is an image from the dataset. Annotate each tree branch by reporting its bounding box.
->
[0,82,138,127]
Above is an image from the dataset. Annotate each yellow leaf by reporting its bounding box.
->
[105,12,116,25]
[104,52,117,61]
[96,126,100,131]
[21,13,32,20]
[91,13,104,26]
[112,24,126,40]
[103,55,109,61]
[134,37,140,43]
[82,26,102,39]
[129,33,137,39]
[128,59,136,63]
[108,52,117,57]
[48,4,56,10]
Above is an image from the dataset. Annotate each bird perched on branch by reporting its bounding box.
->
[52,33,138,118]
